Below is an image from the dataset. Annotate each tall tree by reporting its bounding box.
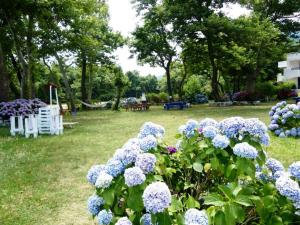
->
[70,0,123,108]
[132,1,177,101]
[112,67,128,111]
[0,43,10,101]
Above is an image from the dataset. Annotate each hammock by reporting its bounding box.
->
[79,100,103,108]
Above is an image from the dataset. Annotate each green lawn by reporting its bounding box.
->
[0,104,299,225]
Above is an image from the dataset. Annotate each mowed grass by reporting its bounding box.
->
[0,104,299,225]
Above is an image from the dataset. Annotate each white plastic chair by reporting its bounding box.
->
[25,114,38,138]
[10,116,24,136]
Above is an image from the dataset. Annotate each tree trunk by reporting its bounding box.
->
[246,66,260,93]
[87,63,93,102]
[5,12,34,99]
[10,53,22,86]
[8,74,20,98]
[24,13,34,99]
[0,43,10,101]
[206,33,221,101]
[81,52,88,109]
[165,60,173,102]
[113,87,121,111]
[178,60,188,100]
[246,43,263,93]
[5,15,27,98]
[55,53,76,114]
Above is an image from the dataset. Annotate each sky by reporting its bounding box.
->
[107,0,250,77]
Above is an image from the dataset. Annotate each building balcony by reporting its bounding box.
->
[283,68,300,80]
[278,61,287,68]
[287,52,300,61]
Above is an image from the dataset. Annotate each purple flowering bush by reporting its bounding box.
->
[0,98,46,120]
[86,118,299,225]
[268,101,300,138]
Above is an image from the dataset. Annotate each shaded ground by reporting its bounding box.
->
[0,104,299,225]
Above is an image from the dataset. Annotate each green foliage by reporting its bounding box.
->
[158,92,168,103]
[275,82,297,100]
[146,93,160,103]
[183,75,210,101]
[125,71,159,98]
[256,81,277,100]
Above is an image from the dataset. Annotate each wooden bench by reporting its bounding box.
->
[164,102,187,110]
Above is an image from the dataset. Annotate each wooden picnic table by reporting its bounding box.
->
[125,103,150,111]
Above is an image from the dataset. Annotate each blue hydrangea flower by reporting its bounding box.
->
[289,162,300,180]
[256,171,271,182]
[87,165,106,185]
[268,124,279,131]
[140,214,153,225]
[179,119,199,138]
[266,158,285,174]
[124,167,146,187]
[87,194,104,216]
[184,208,209,225]
[212,134,229,149]
[139,135,157,152]
[143,182,171,214]
[273,171,290,180]
[199,118,218,129]
[113,148,125,161]
[97,209,113,225]
[243,118,268,145]
[113,146,141,166]
[279,132,286,138]
[123,138,140,149]
[274,129,281,136]
[255,164,272,181]
[218,117,244,138]
[202,126,219,139]
[138,122,165,138]
[115,217,132,225]
[106,159,125,177]
[95,171,113,189]
[135,153,156,174]
[233,143,258,159]
[291,128,298,137]
[275,175,300,203]
[260,134,270,146]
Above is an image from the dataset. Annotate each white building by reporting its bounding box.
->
[278,52,300,90]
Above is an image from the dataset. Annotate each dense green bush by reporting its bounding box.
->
[183,75,210,102]
[256,81,277,100]
[86,118,300,225]
[158,92,169,103]
[276,82,298,100]
[146,93,160,104]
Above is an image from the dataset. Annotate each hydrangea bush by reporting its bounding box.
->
[0,98,46,120]
[86,119,300,224]
[268,101,300,138]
